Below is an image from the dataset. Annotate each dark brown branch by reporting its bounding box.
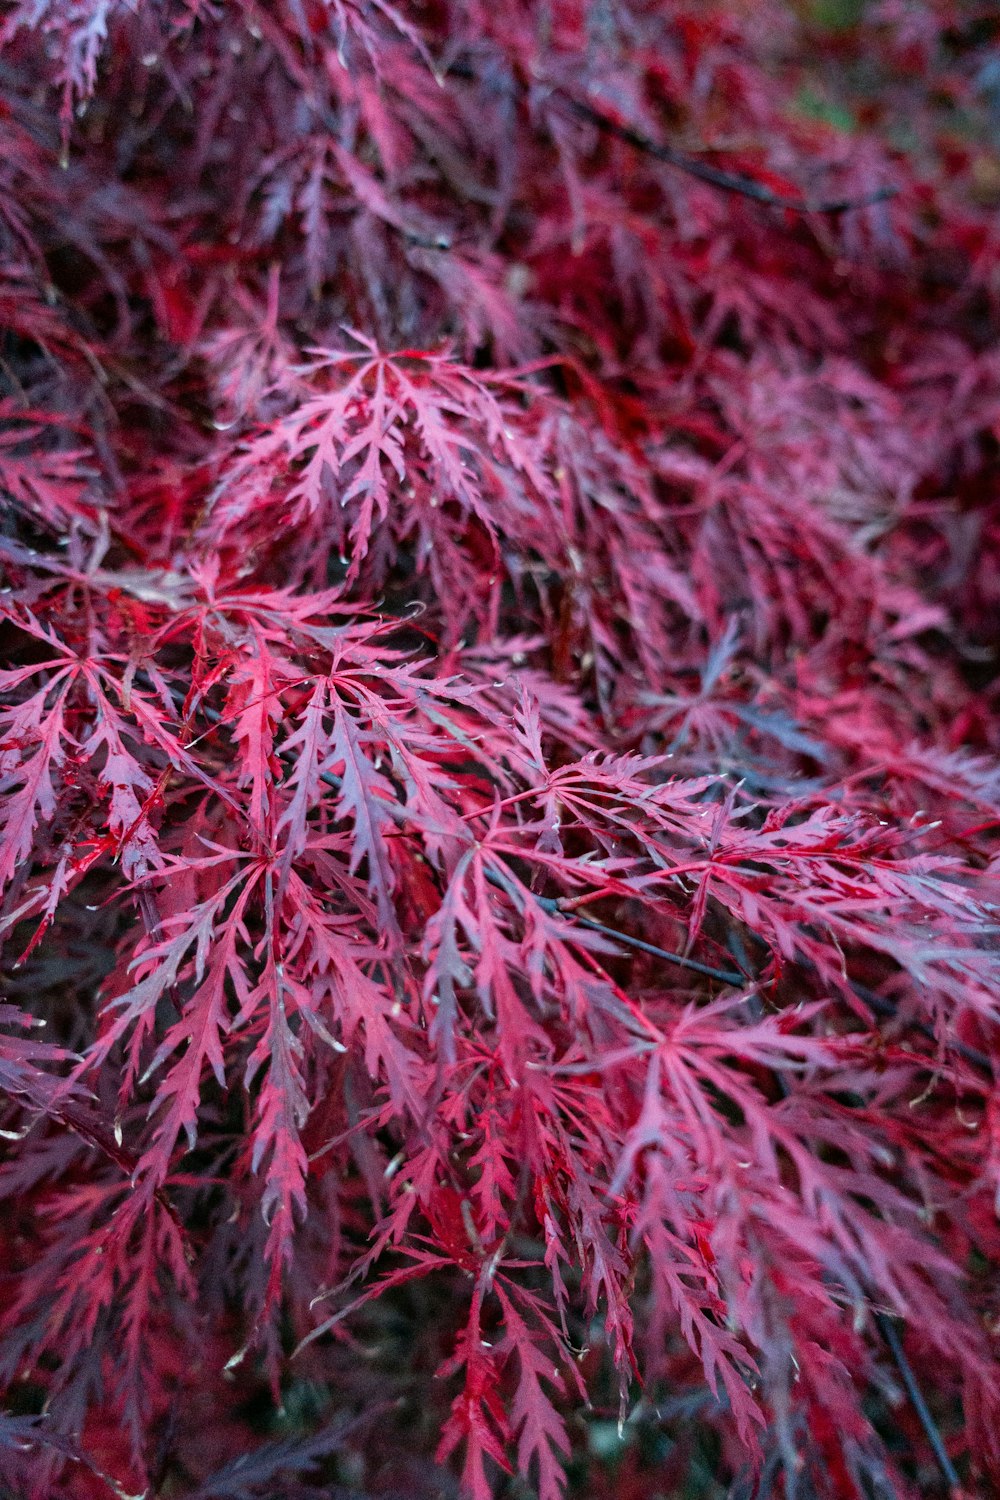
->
[875,1313,963,1494]
[532,891,745,984]
[557,93,898,216]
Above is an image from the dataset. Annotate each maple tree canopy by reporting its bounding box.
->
[0,2,999,1498]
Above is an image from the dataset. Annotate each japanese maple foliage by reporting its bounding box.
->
[1,1,1000,1497]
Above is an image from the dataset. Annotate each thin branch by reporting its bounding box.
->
[557,93,898,216]
[875,1313,963,1495]
[532,891,745,984]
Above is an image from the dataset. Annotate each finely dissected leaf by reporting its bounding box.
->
[493,1282,570,1500]
[435,1291,513,1500]
[0,677,70,895]
[327,696,400,934]
[134,876,255,1184]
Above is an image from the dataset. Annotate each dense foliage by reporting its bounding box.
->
[1,2,999,1496]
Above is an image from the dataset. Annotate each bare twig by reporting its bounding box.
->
[875,1312,962,1495]
[557,93,898,216]
[532,891,745,984]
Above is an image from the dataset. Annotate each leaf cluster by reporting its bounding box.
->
[1,3,1000,1498]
